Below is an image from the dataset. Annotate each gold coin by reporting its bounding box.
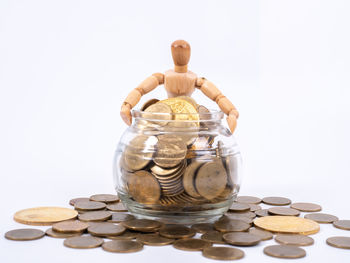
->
[88,222,126,237]
[90,194,119,203]
[200,231,225,244]
[195,159,227,200]
[263,245,306,259]
[137,233,174,246]
[78,211,112,222]
[154,134,187,168]
[52,220,89,233]
[183,160,205,198]
[122,219,163,232]
[159,224,196,239]
[102,240,143,253]
[45,228,82,238]
[128,170,161,204]
[254,216,320,235]
[176,96,198,108]
[5,228,45,241]
[14,207,78,226]
[202,246,245,260]
[142,102,173,126]
[64,236,104,249]
[160,97,199,123]
[275,234,314,246]
[140,98,159,111]
[173,238,211,251]
[123,135,157,171]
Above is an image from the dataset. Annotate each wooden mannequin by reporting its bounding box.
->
[120,40,239,133]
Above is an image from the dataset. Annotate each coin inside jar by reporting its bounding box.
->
[102,240,143,253]
[136,233,174,246]
[182,160,205,198]
[5,228,45,241]
[142,102,173,126]
[173,238,212,251]
[223,232,261,246]
[64,236,104,249]
[202,246,245,260]
[127,170,161,204]
[140,98,160,111]
[154,134,187,168]
[52,220,89,233]
[195,159,227,200]
[122,219,163,232]
[90,194,119,203]
[159,224,196,239]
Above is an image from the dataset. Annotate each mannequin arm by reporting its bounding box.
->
[195,77,239,133]
[120,73,164,125]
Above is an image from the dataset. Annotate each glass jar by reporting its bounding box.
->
[113,109,242,224]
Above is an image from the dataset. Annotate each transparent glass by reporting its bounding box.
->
[113,109,242,224]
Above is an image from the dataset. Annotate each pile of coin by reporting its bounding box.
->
[5,193,350,260]
[120,97,236,206]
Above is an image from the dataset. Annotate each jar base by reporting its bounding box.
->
[119,192,235,224]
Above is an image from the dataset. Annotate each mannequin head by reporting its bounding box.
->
[171,40,191,73]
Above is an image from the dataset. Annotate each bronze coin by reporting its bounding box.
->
[326,236,350,249]
[52,220,89,233]
[88,222,126,236]
[122,219,163,232]
[182,160,204,198]
[159,224,196,239]
[69,197,90,206]
[304,213,339,223]
[221,214,253,224]
[201,231,225,244]
[235,211,256,219]
[228,202,250,213]
[202,246,245,260]
[90,194,119,203]
[74,201,106,211]
[275,234,314,246]
[106,202,128,212]
[333,220,350,230]
[106,230,139,240]
[45,228,82,238]
[108,213,135,223]
[64,236,104,249]
[262,196,291,206]
[102,240,143,253]
[5,228,45,241]
[248,204,262,212]
[128,170,161,204]
[195,159,227,200]
[78,211,112,222]
[290,202,322,212]
[255,209,269,217]
[140,98,160,111]
[236,196,261,204]
[223,232,261,246]
[150,162,184,176]
[248,227,273,240]
[173,238,212,251]
[214,219,250,233]
[191,223,215,234]
[154,134,187,168]
[137,233,174,246]
[264,245,306,258]
[268,207,300,216]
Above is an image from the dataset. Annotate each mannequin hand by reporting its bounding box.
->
[120,103,132,126]
[226,111,238,133]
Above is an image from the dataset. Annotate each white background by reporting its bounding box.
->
[1,0,350,262]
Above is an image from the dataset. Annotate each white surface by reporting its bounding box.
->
[1,0,350,262]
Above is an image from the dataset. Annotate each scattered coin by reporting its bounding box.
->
[5,228,45,241]
[223,232,261,246]
[106,230,139,240]
[102,240,143,253]
[191,223,215,234]
[106,202,128,212]
[202,246,245,260]
[214,219,250,233]
[236,211,256,219]
[45,228,82,238]
[69,197,90,206]
[333,220,350,230]
[236,196,261,204]
[74,201,106,211]
[90,194,119,203]
[228,202,250,213]
[262,197,291,206]
[247,204,262,212]
[108,213,135,223]
[255,209,269,217]
[268,207,300,216]
[122,219,163,232]
[264,245,306,259]
[275,234,314,246]
[221,214,253,224]
[248,227,273,240]
[78,211,112,222]
[14,207,78,226]
[64,236,104,249]
[304,213,339,223]
[290,202,322,212]
[254,216,320,235]
[173,238,211,251]
[127,170,161,204]
[201,231,225,244]
[88,223,126,237]
[326,236,350,249]
[52,220,89,233]
[159,225,196,239]
[137,233,174,246]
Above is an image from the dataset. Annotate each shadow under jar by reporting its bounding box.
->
[113,109,242,224]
